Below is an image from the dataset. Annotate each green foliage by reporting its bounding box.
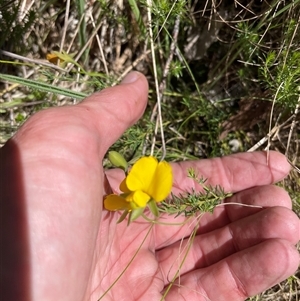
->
[235,6,300,112]
[151,0,187,26]
[236,21,260,60]
[107,120,155,164]
[0,0,35,52]
[159,168,232,217]
[75,0,87,62]
[260,20,300,110]
[128,0,146,35]
[169,60,185,78]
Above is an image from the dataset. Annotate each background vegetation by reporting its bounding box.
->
[0,0,299,299]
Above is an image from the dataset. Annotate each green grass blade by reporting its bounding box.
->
[0,73,88,100]
[75,0,87,62]
[128,0,146,34]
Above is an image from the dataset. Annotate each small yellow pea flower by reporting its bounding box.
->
[46,52,65,65]
[46,51,77,68]
[104,156,173,212]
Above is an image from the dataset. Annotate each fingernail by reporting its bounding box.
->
[121,71,139,84]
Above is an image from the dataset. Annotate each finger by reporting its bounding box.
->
[171,151,290,195]
[224,185,292,222]
[78,71,148,155]
[106,151,289,195]
[164,239,299,301]
[194,185,293,235]
[157,206,299,283]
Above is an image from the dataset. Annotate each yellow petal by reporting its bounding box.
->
[131,190,151,207]
[126,157,158,192]
[104,194,132,211]
[147,161,173,202]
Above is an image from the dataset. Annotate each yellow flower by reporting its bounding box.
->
[46,52,64,65]
[104,156,173,211]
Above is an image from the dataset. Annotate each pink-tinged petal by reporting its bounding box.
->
[148,161,173,202]
[119,178,130,193]
[104,194,132,211]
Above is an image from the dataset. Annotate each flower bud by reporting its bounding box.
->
[108,151,128,171]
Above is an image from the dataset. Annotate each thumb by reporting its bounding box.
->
[79,71,148,154]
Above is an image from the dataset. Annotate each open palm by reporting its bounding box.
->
[1,72,299,301]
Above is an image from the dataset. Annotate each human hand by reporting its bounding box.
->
[1,72,299,301]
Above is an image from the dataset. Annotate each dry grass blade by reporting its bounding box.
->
[146,0,166,160]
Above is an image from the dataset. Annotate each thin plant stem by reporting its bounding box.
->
[60,0,70,53]
[146,0,166,160]
[97,223,154,300]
